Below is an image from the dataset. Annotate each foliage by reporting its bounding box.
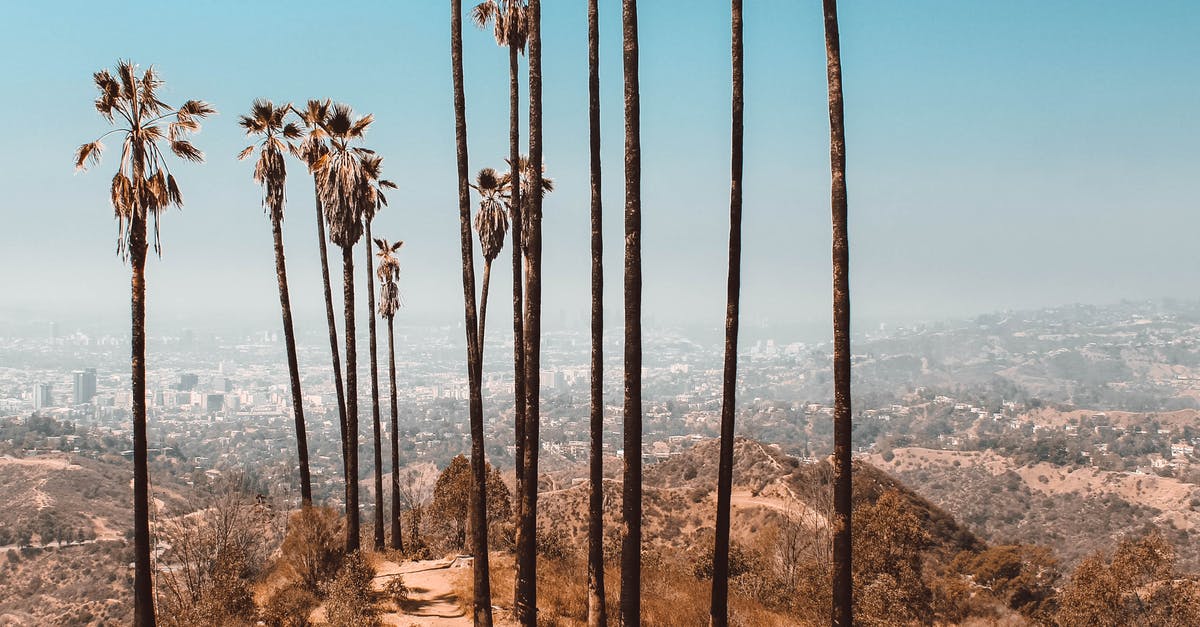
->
[276,506,345,590]
[156,484,274,627]
[1055,529,1199,625]
[426,455,512,553]
[260,582,318,627]
[320,550,379,627]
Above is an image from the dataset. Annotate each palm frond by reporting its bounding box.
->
[171,140,204,162]
[74,141,103,171]
[237,145,255,160]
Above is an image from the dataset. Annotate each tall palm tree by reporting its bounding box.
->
[472,167,509,349]
[360,154,397,552]
[451,1,494,623]
[471,0,530,511]
[293,100,351,488]
[620,1,643,624]
[710,1,743,623]
[515,1,544,620]
[823,1,853,624]
[585,1,606,625]
[75,60,214,627]
[236,100,312,507]
[315,102,374,553]
[375,237,404,551]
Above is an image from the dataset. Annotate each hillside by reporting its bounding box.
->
[537,437,981,564]
[0,453,194,625]
[869,447,1200,569]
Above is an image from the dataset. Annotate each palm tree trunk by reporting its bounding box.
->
[366,221,385,552]
[388,314,403,551]
[342,244,360,553]
[586,0,607,624]
[710,2,743,623]
[315,183,350,483]
[823,1,853,624]
[479,261,492,349]
[516,2,543,622]
[508,28,528,530]
[620,0,643,624]
[451,2,493,623]
[130,212,155,627]
[273,213,312,506]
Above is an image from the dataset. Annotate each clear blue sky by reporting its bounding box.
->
[1,1,1197,340]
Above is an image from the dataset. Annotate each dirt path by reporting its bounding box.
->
[374,557,472,626]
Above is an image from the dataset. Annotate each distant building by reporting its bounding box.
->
[206,393,225,413]
[178,373,199,391]
[33,383,53,410]
[73,368,97,405]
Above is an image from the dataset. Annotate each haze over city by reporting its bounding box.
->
[2,1,1200,626]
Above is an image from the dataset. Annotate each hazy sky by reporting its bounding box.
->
[1,1,1197,341]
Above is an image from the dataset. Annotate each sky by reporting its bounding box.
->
[0,1,1197,342]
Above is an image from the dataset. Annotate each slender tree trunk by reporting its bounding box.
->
[508,29,527,529]
[366,221,385,552]
[516,2,543,623]
[479,262,492,349]
[315,183,350,483]
[451,2,493,623]
[586,0,607,624]
[710,2,743,623]
[823,1,853,624]
[273,213,312,506]
[620,0,643,623]
[342,245,360,553]
[130,212,155,627]
[388,315,402,551]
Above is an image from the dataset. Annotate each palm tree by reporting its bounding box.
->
[823,1,853,624]
[451,2,494,623]
[619,0,643,623]
[360,154,397,552]
[236,100,312,507]
[75,60,214,627]
[315,102,375,553]
[293,100,351,489]
[710,2,743,624]
[375,237,404,551]
[471,0,530,513]
[472,167,509,349]
[585,2,606,625]
[515,1,544,619]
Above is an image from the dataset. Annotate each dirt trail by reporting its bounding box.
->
[374,557,472,626]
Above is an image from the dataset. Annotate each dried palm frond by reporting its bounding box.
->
[77,60,214,259]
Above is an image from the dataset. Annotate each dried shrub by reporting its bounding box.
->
[321,551,379,627]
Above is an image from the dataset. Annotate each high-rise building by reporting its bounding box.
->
[178,373,199,391]
[73,368,97,405]
[33,383,53,410]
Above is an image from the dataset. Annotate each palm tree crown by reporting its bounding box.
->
[376,238,404,318]
[472,167,509,263]
[315,103,375,247]
[500,155,553,249]
[74,60,215,257]
[471,0,529,52]
[237,99,304,221]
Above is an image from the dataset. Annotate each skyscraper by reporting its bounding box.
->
[33,383,53,410]
[73,369,97,405]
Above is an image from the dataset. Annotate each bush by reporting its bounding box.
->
[383,575,409,605]
[260,582,318,627]
[321,551,379,627]
[278,506,345,590]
